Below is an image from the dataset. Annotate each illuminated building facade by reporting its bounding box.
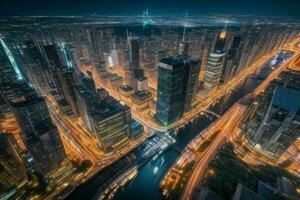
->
[203,31,227,92]
[11,92,66,174]
[156,58,187,125]
[221,35,242,83]
[0,134,27,195]
[241,84,300,160]
[91,98,132,153]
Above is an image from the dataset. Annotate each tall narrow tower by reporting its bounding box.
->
[178,12,189,58]
[142,9,153,28]
[202,30,227,92]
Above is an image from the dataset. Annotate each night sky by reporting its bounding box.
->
[1,0,300,17]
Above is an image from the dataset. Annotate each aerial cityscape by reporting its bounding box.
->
[0,0,300,200]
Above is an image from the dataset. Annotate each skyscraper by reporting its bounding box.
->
[0,36,66,175]
[184,60,201,112]
[55,68,79,115]
[22,40,49,89]
[0,37,32,105]
[125,37,143,90]
[43,43,79,115]
[10,91,66,174]
[203,31,227,93]
[129,38,140,72]
[156,58,188,125]
[221,35,242,83]
[75,85,97,133]
[0,37,27,84]
[91,98,132,153]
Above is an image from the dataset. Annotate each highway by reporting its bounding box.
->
[180,37,300,200]
[40,88,147,179]
[181,104,246,200]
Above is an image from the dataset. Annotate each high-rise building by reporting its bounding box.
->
[55,68,79,115]
[125,38,143,90]
[128,38,140,71]
[202,31,227,93]
[80,72,96,92]
[0,134,27,194]
[105,49,119,67]
[21,40,50,89]
[0,41,65,173]
[89,28,105,63]
[42,43,79,115]
[90,97,132,153]
[0,39,66,174]
[184,60,201,112]
[0,37,27,84]
[75,85,97,133]
[241,85,300,160]
[156,58,188,125]
[10,91,66,174]
[0,37,35,111]
[221,35,242,83]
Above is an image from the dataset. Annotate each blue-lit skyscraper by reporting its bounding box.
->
[156,58,188,125]
[0,38,26,82]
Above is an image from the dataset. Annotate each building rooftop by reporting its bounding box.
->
[160,58,184,68]
[92,102,121,121]
[133,90,152,101]
[91,98,128,121]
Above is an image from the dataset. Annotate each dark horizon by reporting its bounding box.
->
[1,0,300,17]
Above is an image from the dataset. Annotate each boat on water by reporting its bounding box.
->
[153,157,165,175]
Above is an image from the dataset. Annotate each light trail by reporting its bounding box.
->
[0,38,24,80]
[180,37,300,200]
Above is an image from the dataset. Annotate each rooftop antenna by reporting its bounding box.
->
[182,11,188,42]
[143,8,152,28]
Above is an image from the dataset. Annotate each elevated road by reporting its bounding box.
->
[180,38,300,200]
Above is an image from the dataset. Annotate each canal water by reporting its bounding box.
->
[112,78,262,200]
[113,116,215,200]
[67,51,291,200]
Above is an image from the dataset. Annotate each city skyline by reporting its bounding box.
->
[1,0,300,17]
[0,2,300,200]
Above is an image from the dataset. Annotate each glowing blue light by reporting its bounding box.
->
[142,8,153,28]
[58,43,73,69]
[28,156,34,163]
[0,38,24,81]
